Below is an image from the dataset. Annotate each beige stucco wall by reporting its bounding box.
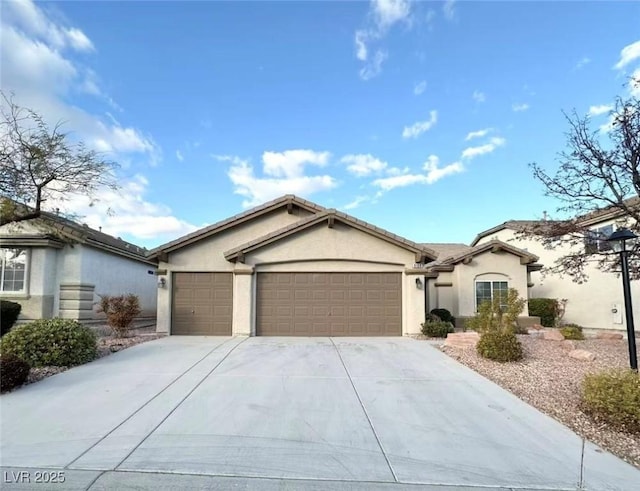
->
[476,226,640,330]
[157,214,425,336]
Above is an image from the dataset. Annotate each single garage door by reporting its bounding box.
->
[256,272,401,336]
[172,272,232,335]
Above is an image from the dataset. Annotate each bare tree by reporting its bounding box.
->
[524,78,640,281]
[0,92,119,224]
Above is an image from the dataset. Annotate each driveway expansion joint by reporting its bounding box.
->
[329,337,399,483]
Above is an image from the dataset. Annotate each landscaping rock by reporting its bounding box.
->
[569,349,596,361]
[528,329,544,338]
[562,340,576,351]
[529,323,544,331]
[596,332,624,340]
[444,332,480,349]
[543,329,565,341]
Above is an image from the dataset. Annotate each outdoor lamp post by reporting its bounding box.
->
[606,228,638,370]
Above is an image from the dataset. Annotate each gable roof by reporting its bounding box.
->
[224,209,438,263]
[148,194,325,258]
[0,210,154,265]
[470,196,640,246]
[421,242,473,259]
[435,239,539,267]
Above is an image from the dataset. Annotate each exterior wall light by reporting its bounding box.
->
[415,278,423,289]
[157,277,166,288]
[606,228,638,370]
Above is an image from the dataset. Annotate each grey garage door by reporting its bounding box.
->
[172,273,232,335]
[256,272,402,336]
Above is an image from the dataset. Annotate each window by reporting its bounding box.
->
[0,248,27,293]
[584,224,613,254]
[475,280,508,311]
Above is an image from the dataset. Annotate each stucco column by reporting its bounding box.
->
[403,269,427,336]
[232,266,254,336]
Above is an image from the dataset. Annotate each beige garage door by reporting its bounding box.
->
[256,272,402,336]
[172,273,232,335]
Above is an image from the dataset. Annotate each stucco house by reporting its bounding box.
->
[149,195,540,336]
[0,210,157,321]
[471,198,640,332]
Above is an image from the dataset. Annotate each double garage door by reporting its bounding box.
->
[172,272,402,336]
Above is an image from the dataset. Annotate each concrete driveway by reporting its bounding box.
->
[1,336,638,490]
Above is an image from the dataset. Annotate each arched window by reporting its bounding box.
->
[475,274,508,311]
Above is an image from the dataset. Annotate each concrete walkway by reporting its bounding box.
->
[1,336,638,490]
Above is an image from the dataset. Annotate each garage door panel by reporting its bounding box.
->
[172,273,232,335]
[256,272,401,336]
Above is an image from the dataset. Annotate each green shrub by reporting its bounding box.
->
[560,324,584,340]
[421,320,454,338]
[1,300,22,337]
[430,308,456,327]
[0,318,97,367]
[0,353,30,392]
[582,370,640,433]
[97,293,141,338]
[477,330,524,362]
[528,298,560,327]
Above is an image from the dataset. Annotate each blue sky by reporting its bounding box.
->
[2,0,639,249]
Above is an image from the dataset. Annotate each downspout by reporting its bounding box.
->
[423,275,429,322]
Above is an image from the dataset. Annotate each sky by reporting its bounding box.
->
[1,0,639,249]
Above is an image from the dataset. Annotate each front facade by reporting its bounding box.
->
[151,195,540,336]
[0,214,157,321]
[472,203,640,331]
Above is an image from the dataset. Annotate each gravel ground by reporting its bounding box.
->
[24,324,164,387]
[441,335,640,469]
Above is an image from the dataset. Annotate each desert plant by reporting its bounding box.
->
[0,318,97,367]
[582,369,640,433]
[97,294,141,337]
[429,308,456,327]
[421,320,454,338]
[476,330,524,362]
[0,353,30,392]
[1,300,21,337]
[528,298,561,327]
[466,288,525,362]
[560,324,584,340]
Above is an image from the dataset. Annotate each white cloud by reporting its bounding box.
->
[372,155,462,191]
[0,1,158,164]
[588,104,613,116]
[262,149,330,178]
[614,40,640,70]
[512,103,530,112]
[222,154,337,208]
[461,137,506,160]
[402,110,438,139]
[354,0,412,80]
[176,150,184,162]
[46,175,199,243]
[472,90,486,103]
[344,196,370,210]
[355,30,368,61]
[341,154,388,177]
[465,128,492,141]
[359,49,388,81]
[413,80,427,95]
[3,0,94,52]
[443,0,456,21]
[575,56,591,70]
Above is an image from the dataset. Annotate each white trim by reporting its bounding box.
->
[0,247,30,295]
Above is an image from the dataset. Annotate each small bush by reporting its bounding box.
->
[97,294,141,337]
[430,308,456,327]
[0,318,97,367]
[1,300,22,337]
[528,298,560,327]
[477,330,524,362]
[582,370,640,433]
[421,320,454,338]
[560,324,584,340]
[0,353,30,392]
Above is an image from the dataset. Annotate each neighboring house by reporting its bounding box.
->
[149,195,540,336]
[0,211,158,321]
[471,199,640,332]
